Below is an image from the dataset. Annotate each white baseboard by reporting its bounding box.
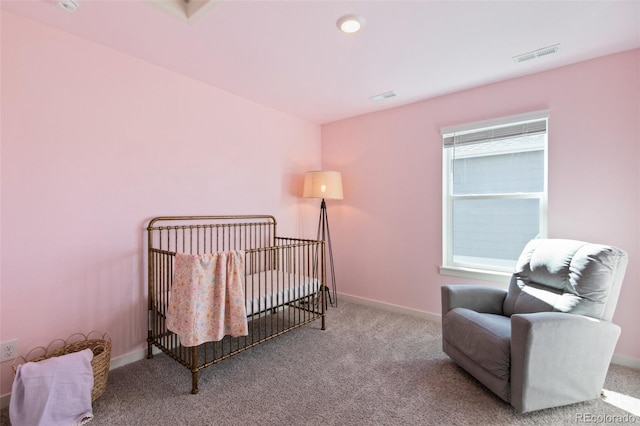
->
[108,345,161,370]
[338,292,442,322]
[611,353,640,370]
[339,292,640,369]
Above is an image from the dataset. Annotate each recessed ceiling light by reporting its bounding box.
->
[337,14,365,34]
[58,0,79,12]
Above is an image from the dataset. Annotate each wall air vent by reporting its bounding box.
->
[513,44,561,63]
[369,91,398,102]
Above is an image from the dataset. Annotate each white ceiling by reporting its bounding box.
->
[2,0,640,124]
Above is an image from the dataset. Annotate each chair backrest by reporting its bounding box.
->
[503,239,628,321]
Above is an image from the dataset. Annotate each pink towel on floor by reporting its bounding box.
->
[167,251,248,346]
[10,348,94,426]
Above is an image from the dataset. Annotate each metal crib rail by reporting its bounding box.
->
[146,215,326,394]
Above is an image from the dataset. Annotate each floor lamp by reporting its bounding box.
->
[303,170,343,307]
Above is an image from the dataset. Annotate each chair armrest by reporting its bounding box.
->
[441,285,507,315]
[510,312,621,413]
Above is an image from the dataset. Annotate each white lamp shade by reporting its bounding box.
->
[303,171,343,200]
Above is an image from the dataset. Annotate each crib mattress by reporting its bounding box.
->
[159,270,321,316]
[244,270,321,316]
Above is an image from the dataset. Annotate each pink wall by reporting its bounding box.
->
[322,49,640,361]
[0,13,321,396]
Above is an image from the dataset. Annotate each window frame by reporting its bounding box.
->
[440,110,549,282]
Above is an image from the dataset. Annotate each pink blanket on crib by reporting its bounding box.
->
[166,251,248,346]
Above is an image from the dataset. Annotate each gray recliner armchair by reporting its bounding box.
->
[441,238,628,413]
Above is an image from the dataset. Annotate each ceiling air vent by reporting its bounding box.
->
[513,44,561,63]
[369,91,398,102]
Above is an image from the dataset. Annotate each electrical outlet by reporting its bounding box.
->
[0,339,19,362]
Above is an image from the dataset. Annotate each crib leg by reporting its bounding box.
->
[146,341,154,359]
[191,346,199,394]
[146,332,154,359]
[147,311,154,359]
[191,370,199,395]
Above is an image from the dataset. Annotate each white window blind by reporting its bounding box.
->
[441,110,549,278]
[442,119,547,148]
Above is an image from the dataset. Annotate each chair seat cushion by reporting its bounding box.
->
[443,308,512,379]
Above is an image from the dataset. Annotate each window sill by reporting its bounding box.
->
[439,265,511,284]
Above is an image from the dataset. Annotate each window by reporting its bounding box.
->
[441,110,548,279]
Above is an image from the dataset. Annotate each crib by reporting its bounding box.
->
[146,215,326,394]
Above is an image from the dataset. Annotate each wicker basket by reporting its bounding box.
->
[12,332,111,401]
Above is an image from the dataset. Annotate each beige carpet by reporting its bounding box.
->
[2,301,639,425]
